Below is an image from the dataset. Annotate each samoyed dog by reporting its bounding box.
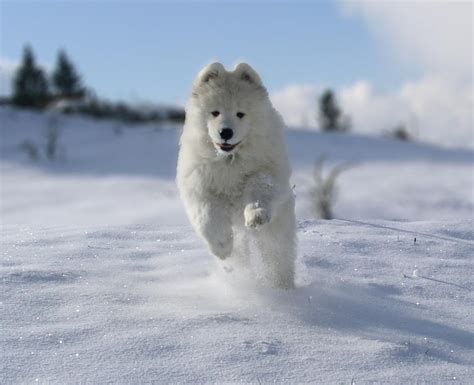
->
[177,62,296,289]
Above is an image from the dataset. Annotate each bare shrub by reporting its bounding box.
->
[19,140,40,161]
[45,114,61,161]
[388,124,412,141]
[310,157,354,219]
[113,124,124,136]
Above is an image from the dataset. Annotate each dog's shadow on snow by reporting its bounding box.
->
[273,279,474,353]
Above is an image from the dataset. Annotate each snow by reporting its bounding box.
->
[1,107,473,383]
[2,221,473,383]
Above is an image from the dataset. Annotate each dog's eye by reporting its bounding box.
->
[236,112,245,119]
[211,111,220,117]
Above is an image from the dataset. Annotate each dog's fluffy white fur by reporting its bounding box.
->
[177,62,296,288]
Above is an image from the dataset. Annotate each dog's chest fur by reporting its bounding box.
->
[199,154,252,198]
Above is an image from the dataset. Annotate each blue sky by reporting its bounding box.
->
[0,1,419,104]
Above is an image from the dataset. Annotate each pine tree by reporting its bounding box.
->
[318,89,345,132]
[12,45,50,108]
[52,50,84,98]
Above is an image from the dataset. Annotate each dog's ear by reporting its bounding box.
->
[233,63,263,86]
[196,62,225,85]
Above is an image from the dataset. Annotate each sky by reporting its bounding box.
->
[0,0,419,102]
[0,0,472,147]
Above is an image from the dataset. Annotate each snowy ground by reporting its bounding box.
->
[1,108,473,227]
[2,221,473,384]
[1,107,473,383]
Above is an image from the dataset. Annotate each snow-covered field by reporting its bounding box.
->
[1,107,473,383]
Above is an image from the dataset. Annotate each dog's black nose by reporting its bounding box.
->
[219,128,233,141]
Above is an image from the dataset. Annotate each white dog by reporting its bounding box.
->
[176,62,296,289]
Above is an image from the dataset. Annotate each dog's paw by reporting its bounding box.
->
[244,204,270,228]
[208,239,232,260]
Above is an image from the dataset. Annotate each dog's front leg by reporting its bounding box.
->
[243,173,277,228]
[185,193,233,260]
[242,173,296,289]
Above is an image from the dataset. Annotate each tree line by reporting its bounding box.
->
[12,45,84,109]
[9,45,407,135]
[9,45,185,124]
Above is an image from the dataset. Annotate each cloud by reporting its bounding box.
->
[271,84,320,128]
[342,75,473,147]
[271,75,473,148]
[271,2,473,148]
[339,1,473,81]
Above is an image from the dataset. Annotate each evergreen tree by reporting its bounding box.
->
[318,89,346,132]
[12,45,50,108]
[52,50,84,98]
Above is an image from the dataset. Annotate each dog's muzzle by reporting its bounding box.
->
[216,142,240,152]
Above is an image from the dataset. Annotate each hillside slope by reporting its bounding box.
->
[1,107,473,226]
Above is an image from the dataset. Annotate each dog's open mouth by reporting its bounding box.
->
[216,142,240,152]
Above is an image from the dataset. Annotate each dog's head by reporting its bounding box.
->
[190,62,269,155]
